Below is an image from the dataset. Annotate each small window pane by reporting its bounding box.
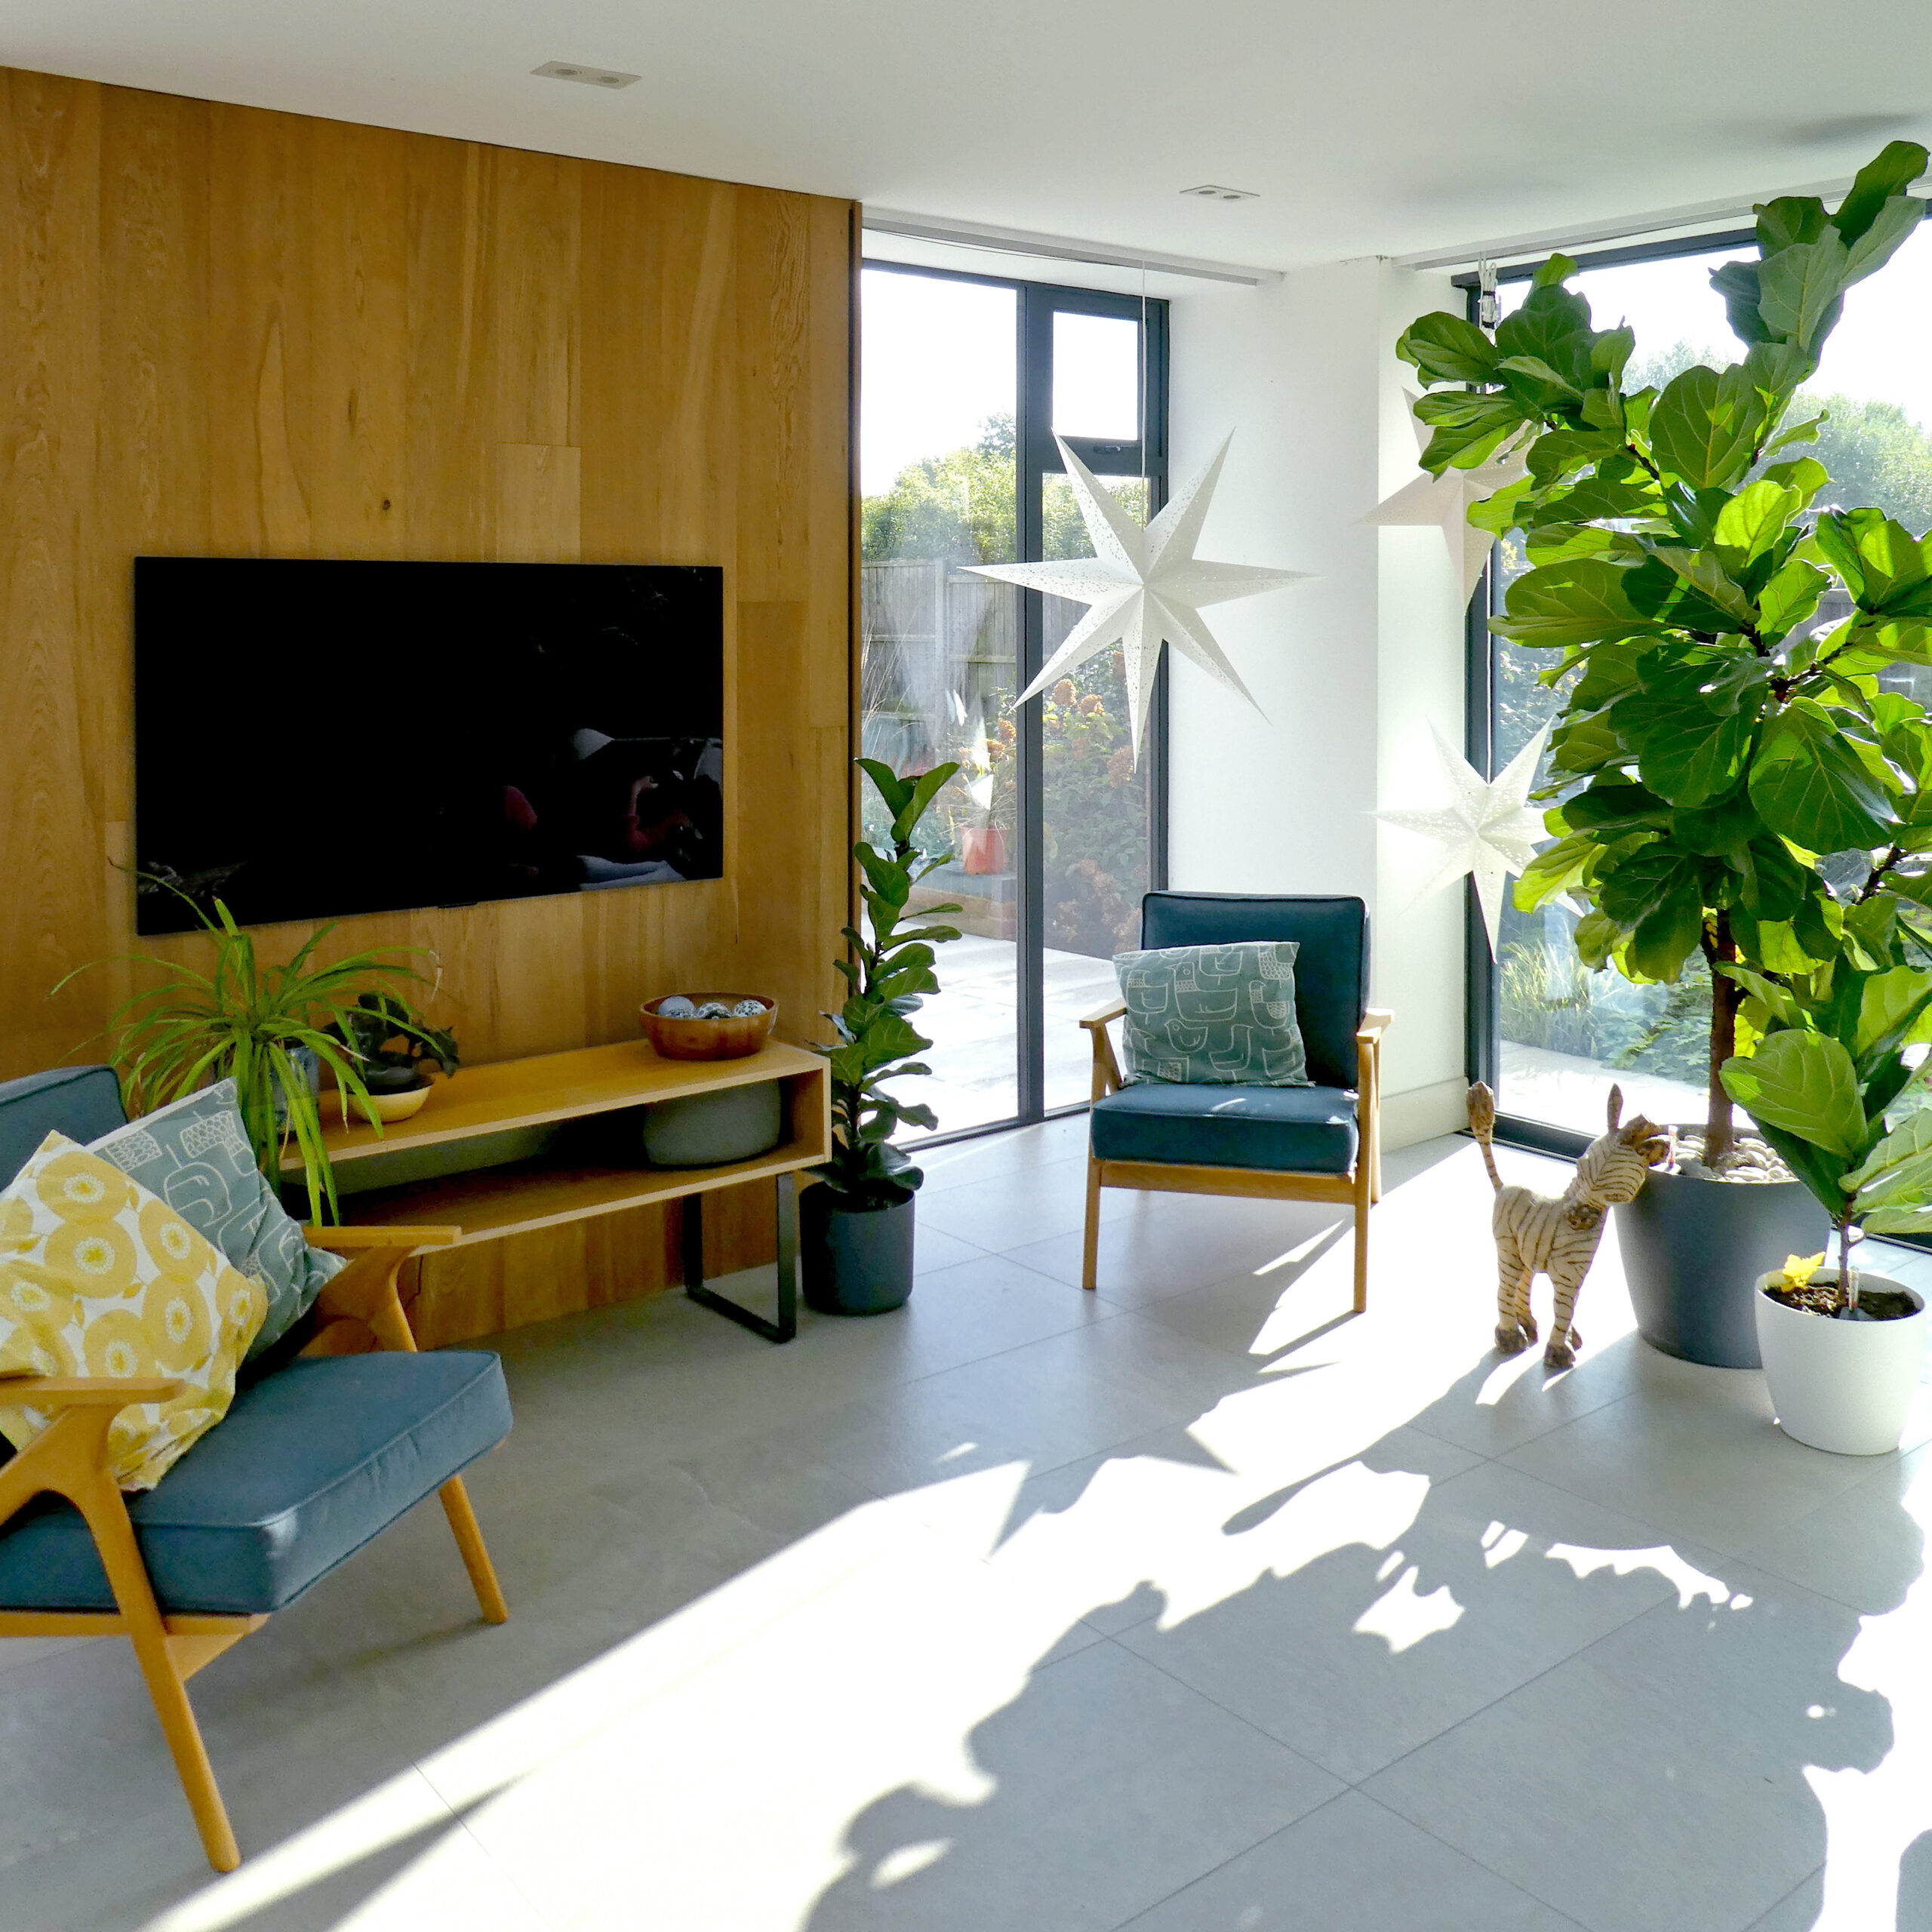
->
[1054,312,1140,441]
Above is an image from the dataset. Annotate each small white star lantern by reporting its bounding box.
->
[962,433,1310,758]
[1364,395,1525,611]
[1374,724,1552,955]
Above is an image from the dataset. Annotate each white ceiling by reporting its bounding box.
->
[10,0,1932,273]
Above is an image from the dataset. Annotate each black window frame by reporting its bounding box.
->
[860,258,1171,1139]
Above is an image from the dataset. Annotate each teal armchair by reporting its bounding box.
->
[1081,894,1391,1310]
[0,1066,512,1871]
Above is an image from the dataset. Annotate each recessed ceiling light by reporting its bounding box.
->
[1180,183,1259,202]
[533,60,640,89]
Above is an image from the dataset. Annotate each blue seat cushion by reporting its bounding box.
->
[0,1065,126,1190]
[1091,1082,1359,1176]
[0,1353,512,1615]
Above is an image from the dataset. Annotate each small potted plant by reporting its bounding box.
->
[60,885,445,1222]
[331,992,460,1121]
[806,756,962,1314]
[1719,963,1932,1453]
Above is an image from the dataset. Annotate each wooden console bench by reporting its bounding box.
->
[287,1041,830,1344]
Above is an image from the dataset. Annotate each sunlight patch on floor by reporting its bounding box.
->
[1810,1453,1932,1931]
[1545,1543,1735,1611]
[1352,1566,1464,1653]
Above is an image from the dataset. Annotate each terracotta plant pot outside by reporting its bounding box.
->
[961,827,1009,876]
[1753,1268,1927,1455]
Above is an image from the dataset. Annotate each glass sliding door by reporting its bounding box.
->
[860,263,1168,1138]
[1470,224,1932,1144]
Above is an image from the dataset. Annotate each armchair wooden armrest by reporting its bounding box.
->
[1081,998,1127,1100]
[0,1375,184,1408]
[301,1225,462,1254]
[1356,1008,1394,1041]
[299,1225,461,1356]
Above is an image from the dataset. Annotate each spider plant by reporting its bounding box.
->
[57,886,444,1223]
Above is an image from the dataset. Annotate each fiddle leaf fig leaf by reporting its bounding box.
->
[1720,1029,1866,1158]
[1395,311,1500,387]
[1648,365,1769,488]
[1748,700,1897,853]
[1757,231,1851,351]
[1832,142,1929,245]
[1491,558,1656,651]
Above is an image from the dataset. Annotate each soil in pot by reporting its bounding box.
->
[801,1185,916,1316]
[1614,1131,1829,1371]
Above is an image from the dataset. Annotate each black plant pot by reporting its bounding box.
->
[801,1186,916,1316]
[1614,1161,1829,1369]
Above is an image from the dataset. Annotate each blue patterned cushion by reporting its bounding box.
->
[88,1081,343,1359]
[1114,941,1311,1087]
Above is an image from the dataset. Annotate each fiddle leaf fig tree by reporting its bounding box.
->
[815,758,964,1208]
[1398,139,1932,1164]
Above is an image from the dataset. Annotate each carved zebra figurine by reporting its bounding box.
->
[1468,1082,1669,1369]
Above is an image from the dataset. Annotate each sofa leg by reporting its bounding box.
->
[1081,1159,1103,1291]
[439,1477,509,1624]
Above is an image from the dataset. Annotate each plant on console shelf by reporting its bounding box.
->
[58,884,445,1223]
[330,991,461,1095]
[815,758,964,1208]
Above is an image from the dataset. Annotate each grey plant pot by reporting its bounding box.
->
[1614,1160,1830,1370]
[801,1186,915,1316]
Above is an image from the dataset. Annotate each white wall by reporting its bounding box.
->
[1167,257,1469,1147]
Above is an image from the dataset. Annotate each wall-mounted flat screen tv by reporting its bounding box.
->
[134,558,724,937]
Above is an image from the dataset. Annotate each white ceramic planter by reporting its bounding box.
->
[1753,1268,1927,1456]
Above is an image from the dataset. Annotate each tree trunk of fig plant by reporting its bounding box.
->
[1703,911,1738,1166]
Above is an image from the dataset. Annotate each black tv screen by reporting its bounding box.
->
[134,557,724,937]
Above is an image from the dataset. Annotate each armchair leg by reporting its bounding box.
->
[438,1477,509,1624]
[73,1458,240,1871]
[1082,1158,1103,1291]
[1352,1154,1372,1316]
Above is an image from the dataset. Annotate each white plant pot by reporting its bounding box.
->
[1753,1269,1927,1456]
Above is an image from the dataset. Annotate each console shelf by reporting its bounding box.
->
[288,1039,830,1343]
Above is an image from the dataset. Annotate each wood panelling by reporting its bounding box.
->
[0,69,856,1343]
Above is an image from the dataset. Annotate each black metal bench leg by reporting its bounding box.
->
[681,1179,799,1343]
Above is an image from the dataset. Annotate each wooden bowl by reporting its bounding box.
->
[640,995,778,1061]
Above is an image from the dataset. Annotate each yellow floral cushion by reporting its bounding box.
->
[0,1132,268,1490]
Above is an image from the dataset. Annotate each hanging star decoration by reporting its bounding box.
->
[1374,723,1552,956]
[1363,393,1524,611]
[961,433,1310,758]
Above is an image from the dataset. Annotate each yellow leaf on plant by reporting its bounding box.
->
[1774,1251,1827,1289]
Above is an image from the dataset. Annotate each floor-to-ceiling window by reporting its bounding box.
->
[1469,224,1932,1144]
[860,263,1168,1137]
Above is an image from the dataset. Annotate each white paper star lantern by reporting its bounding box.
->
[962,433,1310,757]
[1364,395,1524,611]
[1374,724,1551,955]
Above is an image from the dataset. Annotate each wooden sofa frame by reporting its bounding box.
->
[0,1225,506,1872]
[1079,1002,1393,1312]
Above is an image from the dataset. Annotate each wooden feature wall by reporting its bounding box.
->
[0,69,856,1344]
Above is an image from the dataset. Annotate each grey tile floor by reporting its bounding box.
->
[6,1124,1932,1930]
